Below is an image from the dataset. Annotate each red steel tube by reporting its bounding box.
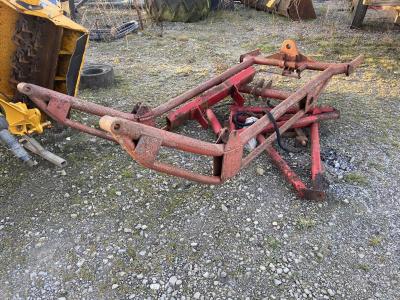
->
[252,55,364,74]
[261,110,339,133]
[310,121,322,183]
[99,116,225,157]
[239,62,351,146]
[17,83,139,121]
[118,136,222,185]
[206,109,223,135]
[166,67,256,130]
[64,119,114,142]
[18,88,117,142]
[235,110,338,135]
[241,110,306,168]
[257,135,307,198]
[148,57,256,117]
[152,161,222,185]
[239,85,291,100]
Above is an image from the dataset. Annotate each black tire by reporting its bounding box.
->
[80,64,114,89]
[350,0,368,29]
[89,21,139,41]
[146,0,210,22]
[211,0,234,10]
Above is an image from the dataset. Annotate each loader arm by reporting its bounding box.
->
[17,40,364,200]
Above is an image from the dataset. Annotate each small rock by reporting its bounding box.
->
[274,279,282,286]
[70,214,77,219]
[269,263,276,272]
[203,272,210,278]
[112,284,119,290]
[221,204,228,212]
[76,259,85,267]
[194,292,201,299]
[256,167,265,176]
[115,191,122,196]
[150,283,160,290]
[327,289,335,296]
[176,34,189,42]
[169,276,178,286]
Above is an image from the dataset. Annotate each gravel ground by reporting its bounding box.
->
[1,1,400,299]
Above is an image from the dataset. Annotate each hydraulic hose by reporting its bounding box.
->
[0,115,35,167]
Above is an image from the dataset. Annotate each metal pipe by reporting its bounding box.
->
[257,135,307,198]
[241,110,306,168]
[239,64,347,145]
[260,110,339,133]
[148,57,256,117]
[239,85,290,100]
[20,136,67,168]
[99,116,225,157]
[0,115,35,166]
[253,55,364,74]
[17,83,139,121]
[206,109,223,135]
[310,122,322,184]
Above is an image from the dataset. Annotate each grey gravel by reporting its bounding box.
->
[0,1,400,300]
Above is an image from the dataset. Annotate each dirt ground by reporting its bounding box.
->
[1,1,400,299]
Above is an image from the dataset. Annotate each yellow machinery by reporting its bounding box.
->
[350,0,400,28]
[0,0,88,135]
[241,0,316,20]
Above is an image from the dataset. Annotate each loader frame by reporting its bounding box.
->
[18,40,364,200]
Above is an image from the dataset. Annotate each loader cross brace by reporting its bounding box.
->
[18,40,363,200]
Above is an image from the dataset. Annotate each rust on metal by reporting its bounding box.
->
[18,40,363,200]
[241,0,317,21]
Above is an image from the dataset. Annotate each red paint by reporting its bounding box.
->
[17,41,363,200]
